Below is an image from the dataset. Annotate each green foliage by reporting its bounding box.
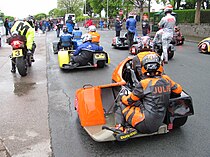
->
[173,9,195,23]
[48,8,66,18]
[34,13,47,20]
[4,16,14,21]
[76,16,90,22]
[57,0,83,17]
[173,9,210,23]
[200,9,210,23]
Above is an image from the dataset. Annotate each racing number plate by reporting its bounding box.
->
[12,49,23,57]
[94,53,105,59]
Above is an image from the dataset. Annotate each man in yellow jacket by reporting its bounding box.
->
[11,17,35,59]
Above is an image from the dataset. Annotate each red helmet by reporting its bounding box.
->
[164,5,173,14]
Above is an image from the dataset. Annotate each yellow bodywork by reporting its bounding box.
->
[58,50,70,68]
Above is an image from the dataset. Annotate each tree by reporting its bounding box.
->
[34,13,47,20]
[195,0,202,24]
[57,0,84,17]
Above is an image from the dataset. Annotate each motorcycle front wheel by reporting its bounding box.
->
[16,57,27,76]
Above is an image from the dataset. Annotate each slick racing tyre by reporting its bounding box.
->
[173,117,188,128]
[16,57,27,76]
[97,60,105,68]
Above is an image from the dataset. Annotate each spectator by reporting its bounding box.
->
[115,17,122,37]
[4,18,11,37]
[99,19,104,30]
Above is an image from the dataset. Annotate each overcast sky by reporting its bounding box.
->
[0,0,57,18]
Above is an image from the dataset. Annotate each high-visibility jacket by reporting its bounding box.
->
[11,21,35,50]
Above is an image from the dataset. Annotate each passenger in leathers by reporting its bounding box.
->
[10,18,35,73]
[158,5,176,64]
[71,33,103,66]
[116,53,182,134]
[72,27,83,49]
[88,25,100,44]
[126,14,137,48]
[58,26,73,49]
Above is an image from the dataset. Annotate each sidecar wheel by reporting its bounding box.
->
[173,116,188,128]
[97,60,105,68]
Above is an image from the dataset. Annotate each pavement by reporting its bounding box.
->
[0,28,204,157]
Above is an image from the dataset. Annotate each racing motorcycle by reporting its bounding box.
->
[58,49,110,70]
[74,54,194,142]
[8,33,33,76]
[112,32,139,49]
[129,35,153,55]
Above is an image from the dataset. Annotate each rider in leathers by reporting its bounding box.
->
[10,17,35,73]
[71,33,103,66]
[116,53,182,135]
[158,5,176,64]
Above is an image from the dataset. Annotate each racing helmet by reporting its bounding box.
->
[63,26,68,33]
[141,53,163,76]
[88,25,96,32]
[26,15,35,27]
[74,26,79,30]
[174,26,180,32]
[81,33,92,43]
[11,31,19,36]
[164,4,173,14]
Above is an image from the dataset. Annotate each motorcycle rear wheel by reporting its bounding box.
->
[16,57,27,76]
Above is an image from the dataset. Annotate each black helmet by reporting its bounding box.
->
[141,53,163,76]
[74,27,79,30]
[63,26,68,33]
[26,15,35,27]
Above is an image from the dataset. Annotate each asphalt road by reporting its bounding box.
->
[0,29,209,157]
[46,29,210,157]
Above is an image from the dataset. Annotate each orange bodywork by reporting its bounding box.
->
[112,56,133,84]
[75,83,125,127]
[75,86,105,126]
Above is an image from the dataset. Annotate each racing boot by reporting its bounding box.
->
[11,64,16,73]
[11,59,16,73]
[31,55,35,62]
[102,124,138,141]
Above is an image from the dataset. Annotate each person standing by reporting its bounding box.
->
[115,17,122,37]
[126,13,137,48]
[66,15,75,34]
[99,19,104,30]
[158,4,176,64]
[4,18,11,37]
[142,19,150,36]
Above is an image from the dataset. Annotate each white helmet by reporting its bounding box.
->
[164,5,173,14]
[88,25,96,32]
[81,33,92,43]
